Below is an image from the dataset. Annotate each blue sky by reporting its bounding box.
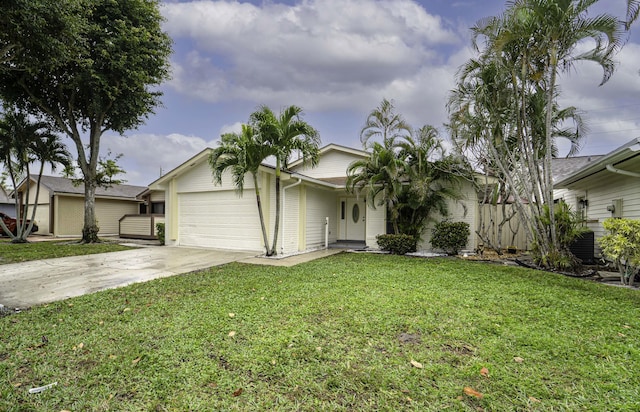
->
[95,0,640,186]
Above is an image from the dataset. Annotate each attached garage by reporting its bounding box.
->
[177,190,263,251]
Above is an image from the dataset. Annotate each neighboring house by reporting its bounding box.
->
[119,188,165,240]
[15,175,147,237]
[0,186,14,216]
[149,143,478,254]
[554,138,640,257]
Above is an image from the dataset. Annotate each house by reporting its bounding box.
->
[554,138,640,257]
[15,175,147,237]
[149,143,478,254]
[118,188,166,240]
[0,186,14,216]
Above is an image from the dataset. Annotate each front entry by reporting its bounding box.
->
[345,198,366,240]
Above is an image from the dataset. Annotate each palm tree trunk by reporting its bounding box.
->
[545,52,559,252]
[253,173,271,256]
[270,163,281,255]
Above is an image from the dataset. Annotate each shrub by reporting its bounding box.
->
[533,201,588,270]
[599,218,640,286]
[156,222,165,246]
[430,221,470,255]
[376,234,417,255]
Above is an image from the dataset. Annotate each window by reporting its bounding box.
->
[352,203,360,223]
[151,202,165,214]
[341,201,346,220]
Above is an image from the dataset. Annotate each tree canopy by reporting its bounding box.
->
[0,0,172,242]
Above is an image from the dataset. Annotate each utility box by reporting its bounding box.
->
[608,199,623,218]
[570,231,595,265]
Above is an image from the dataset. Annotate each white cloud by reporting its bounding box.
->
[219,122,243,136]
[99,133,216,185]
[162,0,460,109]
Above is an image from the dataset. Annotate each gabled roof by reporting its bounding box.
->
[552,155,603,183]
[18,175,147,200]
[149,145,352,191]
[555,138,640,187]
[288,143,369,169]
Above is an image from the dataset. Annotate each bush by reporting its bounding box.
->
[376,234,417,255]
[430,221,470,255]
[533,201,588,270]
[156,222,165,245]
[599,218,640,286]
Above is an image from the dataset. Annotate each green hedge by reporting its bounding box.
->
[430,221,470,255]
[156,222,165,245]
[376,234,417,255]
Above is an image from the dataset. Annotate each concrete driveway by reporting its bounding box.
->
[0,247,254,309]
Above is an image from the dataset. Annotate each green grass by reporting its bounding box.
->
[0,240,133,264]
[1,253,639,411]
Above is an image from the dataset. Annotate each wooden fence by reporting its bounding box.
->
[476,204,530,252]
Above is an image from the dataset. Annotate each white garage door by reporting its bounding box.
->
[178,191,263,251]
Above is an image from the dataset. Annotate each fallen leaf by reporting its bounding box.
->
[60,410,72,412]
[514,356,524,363]
[123,308,131,312]
[456,396,464,401]
[228,313,235,318]
[109,355,117,359]
[68,303,73,307]
[232,388,243,397]
[228,331,236,337]
[463,387,484,399]
[12,382,22,388]
[77,342,84,349]
[98,321,104,325]
[271,359,276,365]
[618,333,626,337]
[316,347,322,352]
[480,367,490,377]
[260,297,265,300]
[410,360,423,369]
[623,324,631,329]
[529,396,541,403]
[132,357,141,365]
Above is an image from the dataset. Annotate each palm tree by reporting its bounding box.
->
[359,98,411,149]
[209,124,276,256]
[26,133,72,236]
[396,126,470,239]
[458,1,623,267]
[0,109,70,242]
[249,105,320,256]
[346,142,405,234]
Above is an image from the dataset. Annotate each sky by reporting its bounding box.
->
[67,0,640,186]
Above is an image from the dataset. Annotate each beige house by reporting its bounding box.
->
[149,144,478,254]
[16,175,147,237]
[554,138,640,257]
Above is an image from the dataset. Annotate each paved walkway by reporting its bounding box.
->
[0,246,344,309]
[0,247,254,309]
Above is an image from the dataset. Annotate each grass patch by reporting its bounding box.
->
[0,240,134,264]
[1,253,639,410]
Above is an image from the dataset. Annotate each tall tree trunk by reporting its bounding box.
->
[544,50,559,253]
[82,176,99,243]
[253,173,271,256]
[270,162,281,255]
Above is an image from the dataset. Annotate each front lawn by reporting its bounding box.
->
[1,253,638,411]
[0,240,133,264]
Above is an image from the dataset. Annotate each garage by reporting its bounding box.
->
[177,190,264,252]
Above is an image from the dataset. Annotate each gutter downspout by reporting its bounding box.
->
[606,164,640,178]
[281,177,303,255]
